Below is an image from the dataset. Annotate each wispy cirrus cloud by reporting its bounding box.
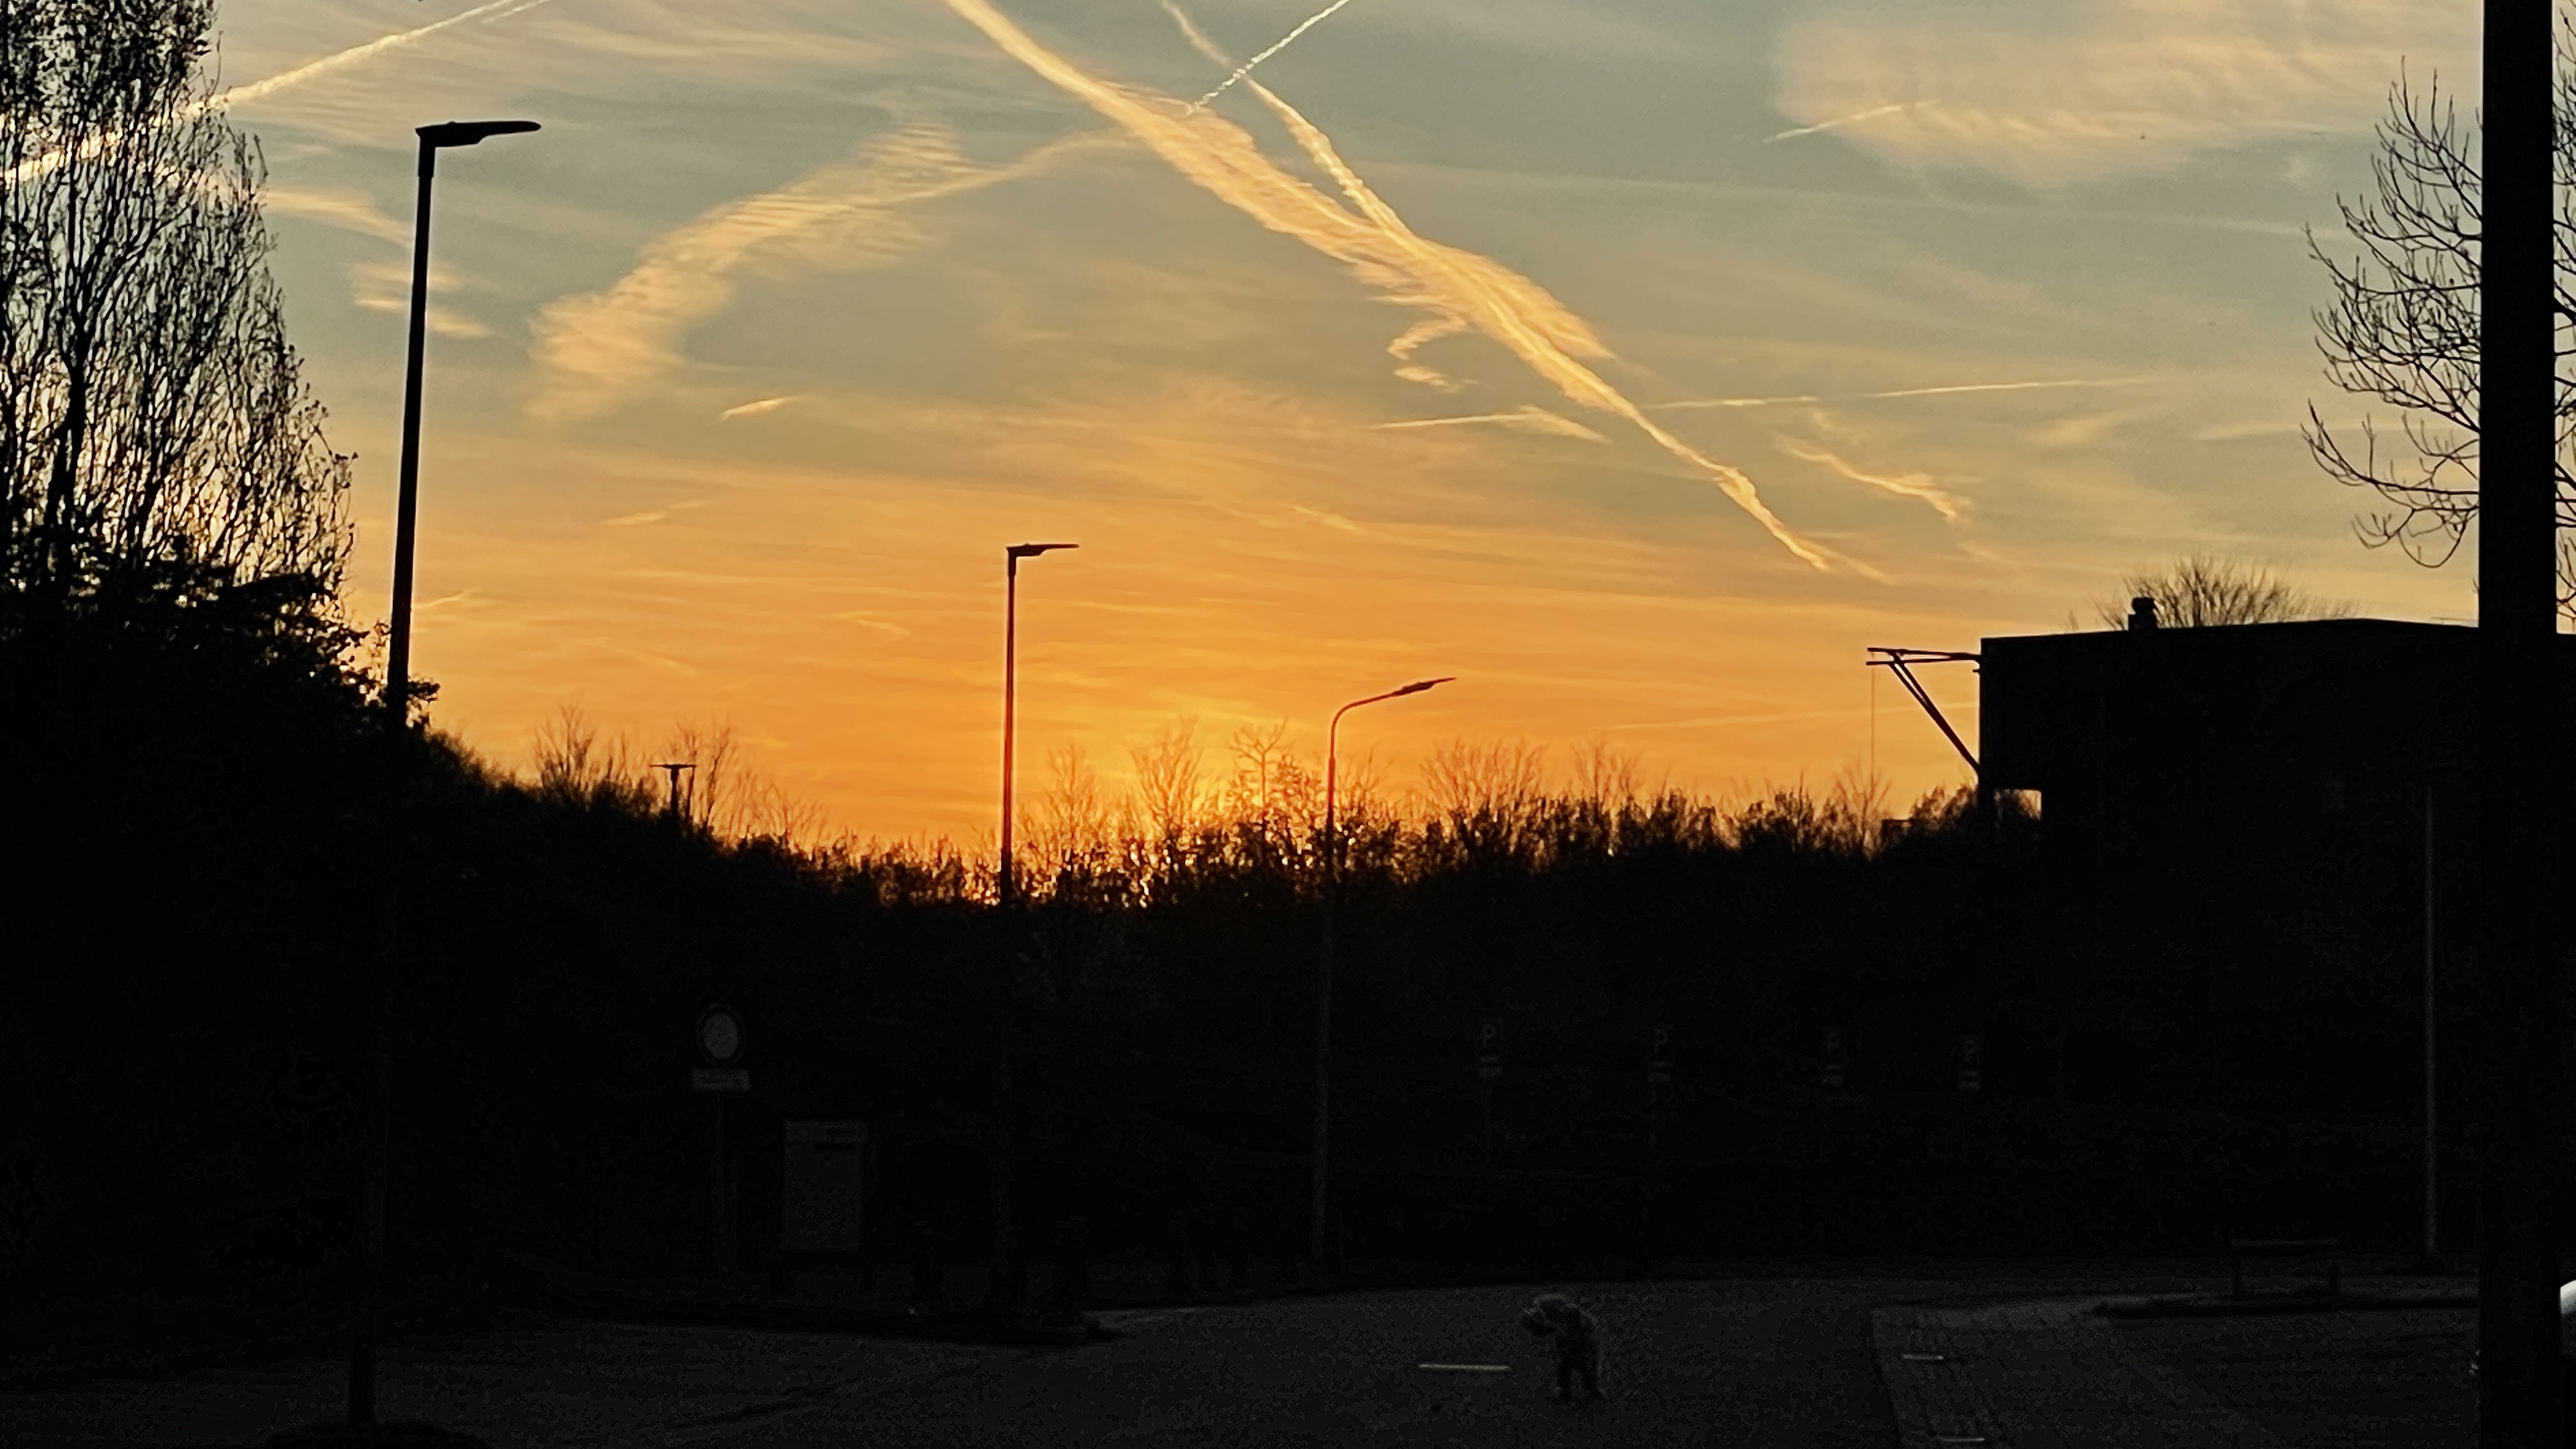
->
[262,185,410,245]
[1656,377,2149,411]
[1774,433,1966,524]
[1772,0,2471,185]
[528,125,1110,424]
[939,0,1839,571]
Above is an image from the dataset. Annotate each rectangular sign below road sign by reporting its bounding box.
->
[692,1068,750,1092]
[783,1120,866,1253]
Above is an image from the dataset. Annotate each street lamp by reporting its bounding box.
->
[1309,676,1452,1268]
[991,541,1073,1308]
[351,117,537,1436]
[381,119,539,721]
[998,542,1077,908]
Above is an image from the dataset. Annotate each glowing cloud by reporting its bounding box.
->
[529,125,1106,423]
[939,0,1834,571]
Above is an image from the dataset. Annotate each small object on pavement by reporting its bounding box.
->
[1520,1293,1605,1401]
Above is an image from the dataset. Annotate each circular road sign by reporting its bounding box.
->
[697,1004,744,1066]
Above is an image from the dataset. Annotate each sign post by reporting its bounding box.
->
[1646,1025,1672,1153]
[1957,1034,1982,1094]
[1821,1026,1847,1091]
[1476,1019,1501,1165]
[694,1005,749,1275]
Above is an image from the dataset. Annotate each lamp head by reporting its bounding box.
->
[1006,542,1079,560]
[1393,676,1455,697]
[418,119,542,148]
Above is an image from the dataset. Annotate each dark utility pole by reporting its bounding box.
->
[2473,3,2563,1443]
[351,118,538,1435]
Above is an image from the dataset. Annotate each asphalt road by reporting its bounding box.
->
[3,1264,2319,1448]
[818,1279,1896,1449]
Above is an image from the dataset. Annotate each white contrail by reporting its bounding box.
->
[1184,0,1361,114]
[7,0,554,185]
[1866,376,2138,401]
[1766,100,1934,143]
[1376,406,1608,443]
[1656,377,2146,411]
[214,0,556,111]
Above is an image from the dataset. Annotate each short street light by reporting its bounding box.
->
[992,541,1075,1308]
[1310,676,1452,1268]
[998,542,1077,908]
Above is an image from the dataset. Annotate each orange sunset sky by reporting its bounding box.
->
[220,0,2481,842]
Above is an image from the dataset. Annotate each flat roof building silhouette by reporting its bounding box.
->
[1974,616,2574,1107]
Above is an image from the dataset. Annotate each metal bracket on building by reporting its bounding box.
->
[1867,647,1981,778]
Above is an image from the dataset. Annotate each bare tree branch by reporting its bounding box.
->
[2305,44,2576,616]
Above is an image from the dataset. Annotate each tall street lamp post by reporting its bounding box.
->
[381,119,540,721]
[992,541,1074,1306]
[1310,677,1451,1268]
[2473,0,2563,1441]
[351,118,538,1436]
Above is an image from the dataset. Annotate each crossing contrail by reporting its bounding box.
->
[940,0,1847,571]
[1184,0,1361,114]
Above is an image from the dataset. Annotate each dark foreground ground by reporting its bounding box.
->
[0,1261,2480,1448]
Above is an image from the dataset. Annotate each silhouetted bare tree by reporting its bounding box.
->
[0,0,351,607]
[2303,57,2576,614]
[2092,555,2351,629]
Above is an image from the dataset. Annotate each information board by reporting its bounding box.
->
[782,1119,866,1254]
